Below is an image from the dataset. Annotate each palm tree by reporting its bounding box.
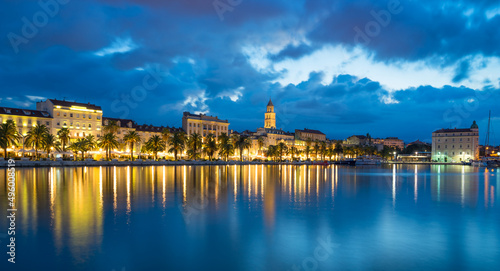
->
[305,145,311,161]
[289,146,298,161]
[85,135,97,151]
[42,133,60,159]
[57,127,70,157]
[334,142,343,160]
[25,124,49,159]
[203,133,218,160]
[266,145,278,161]
[320,141,327,161]
[186,133,203,160]
[161,128,171,142]
[98,132,119,160]
[305,138,312,160]
[123,131,141,161]
[168,132,186,160]
[257,136,265,155]
[0,120,19,158]
[218,133,234,161]
[68,138,92,160]
[233,136,252,161]
[313,141,320,161]
[103,120,120,135]
[277,142,288,162]
[327,142,334,161]
[145,135,166,160]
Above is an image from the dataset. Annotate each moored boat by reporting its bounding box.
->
[355,156,383,165]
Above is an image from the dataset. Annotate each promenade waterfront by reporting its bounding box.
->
[1,164,499,270]
[0,159,468,168]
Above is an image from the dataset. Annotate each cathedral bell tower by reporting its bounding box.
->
[264,99,276,129]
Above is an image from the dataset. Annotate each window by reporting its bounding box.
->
[89,124,91,128]
[437,145,440,149]
[97,116,100,120]
[83,114,85,118]
[88,115,91,119]
[70,113,73,117]
[63,113,66,117]
[76,114,79,118]
[57,122,60,126]
[46,121,49,126]
[57,112,60,116]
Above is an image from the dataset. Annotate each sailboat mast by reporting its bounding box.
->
[485,110,491,147]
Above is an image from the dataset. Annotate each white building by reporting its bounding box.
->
[432,121,479,162]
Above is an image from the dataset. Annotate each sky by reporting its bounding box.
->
[1,0,499,143]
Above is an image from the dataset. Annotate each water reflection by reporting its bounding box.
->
[0,165,498,270]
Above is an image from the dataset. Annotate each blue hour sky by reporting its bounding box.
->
[1,0,499,143]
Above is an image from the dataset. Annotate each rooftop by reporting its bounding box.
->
[267,99,274,107]
[296,128,325,135]
[0,106,52,118]
[48,99,102,110]
[182,112,229,123]
[433,128,476,133]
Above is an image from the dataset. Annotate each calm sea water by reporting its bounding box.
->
[1,165,499,271]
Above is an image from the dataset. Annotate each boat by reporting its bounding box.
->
[312,161,329,166]
[333,159,356,166]
[471,160,487,167]
[461,160,472,166]
[355,156,382,165]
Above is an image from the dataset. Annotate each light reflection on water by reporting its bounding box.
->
[0,165,499,270]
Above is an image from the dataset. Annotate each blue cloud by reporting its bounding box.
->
[0,0,499,144]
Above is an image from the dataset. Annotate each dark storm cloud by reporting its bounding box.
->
[308,0,500,63]
[269,43,317,61]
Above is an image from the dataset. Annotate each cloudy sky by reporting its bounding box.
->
[1,0,499,143]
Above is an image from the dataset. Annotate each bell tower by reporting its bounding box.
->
[264,99,276,129]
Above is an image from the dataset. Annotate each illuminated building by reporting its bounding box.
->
[36,99,103,138]
[432,121,480,162]
[0,106,52,135]
[182,112,230,138]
